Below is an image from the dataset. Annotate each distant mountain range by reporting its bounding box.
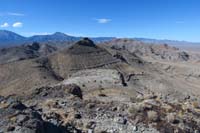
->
[0,30,27,46]
[0,30,115,47]
[134,38,200,47]
[0,30,199,47]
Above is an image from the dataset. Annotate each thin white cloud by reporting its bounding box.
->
[7,12,25,16]
[21,32,53,37]
[0,12,25,16]
[95,18,111,24]
[12,22,23,28]
[64,32,85,37]
[0,22,9,28]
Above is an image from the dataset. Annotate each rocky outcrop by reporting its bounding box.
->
[0,96,82,133]
[102,39,193,62]
[66,84,83,99]
[0,97,46,132]
[31,84,82,99]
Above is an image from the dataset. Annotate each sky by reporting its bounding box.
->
[0,0,200,42]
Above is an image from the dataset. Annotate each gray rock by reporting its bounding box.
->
[85,121,96,129]
[67,84,83,99]
[114,117,127,125]
[88,129,93,133]
[16,115,29,124]
[10,101,27,110]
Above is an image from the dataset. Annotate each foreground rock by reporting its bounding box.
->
[2,87,200,133]
[0,96,82,133]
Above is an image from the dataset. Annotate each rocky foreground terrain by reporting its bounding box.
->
[1,38,200,133]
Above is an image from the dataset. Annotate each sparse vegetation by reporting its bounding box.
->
[147,110,159,122]
[128,105,140,115]
[1,36,200,132]
[192,101,200,109]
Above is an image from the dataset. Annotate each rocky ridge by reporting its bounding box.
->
[1,38,200,132]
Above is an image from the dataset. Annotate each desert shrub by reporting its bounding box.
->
[193,101,200,109]
[130,97,143,103]
[128,105,141,115]
[147,110,159,122]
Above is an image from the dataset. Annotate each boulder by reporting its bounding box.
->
[67,84,83,99]
[10,101,27,110]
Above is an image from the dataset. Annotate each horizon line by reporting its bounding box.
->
[0,29,200,43]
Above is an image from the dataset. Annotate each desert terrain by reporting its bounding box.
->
[0,37,200,133]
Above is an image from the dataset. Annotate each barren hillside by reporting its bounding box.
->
[1,38,200,132]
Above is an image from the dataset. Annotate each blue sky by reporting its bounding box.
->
[0,0,200,42]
